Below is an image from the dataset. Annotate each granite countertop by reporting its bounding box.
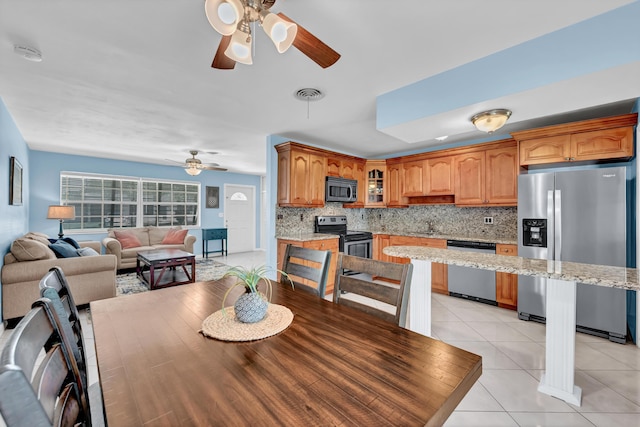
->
[384,246,640,291]
[370,231,517,246]
[277,231,517,245]
[276,233,340,242]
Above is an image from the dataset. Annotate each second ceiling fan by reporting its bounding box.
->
[205,0,340,70]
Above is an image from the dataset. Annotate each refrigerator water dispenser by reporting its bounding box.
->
[523,219,547,247]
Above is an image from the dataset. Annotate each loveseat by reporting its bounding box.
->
[1,232,117,321]
[102,226,196,270]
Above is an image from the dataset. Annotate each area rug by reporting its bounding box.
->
[116,258,231,296]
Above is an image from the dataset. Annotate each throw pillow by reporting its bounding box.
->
[49,240,80,258]
[77,247,100,256]
[11,238,56,261]
[114,230,143,249]
[62,237,81,249]
[161,228,189,245]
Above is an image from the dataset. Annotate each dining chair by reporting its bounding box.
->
[0,300,87,427]
[281,244,332,297]
[38,266,105,427]
[333,254,413,327]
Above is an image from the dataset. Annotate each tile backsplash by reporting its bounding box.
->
[276,203,517,241]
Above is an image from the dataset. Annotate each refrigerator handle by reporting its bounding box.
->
[555,189,562,261]
[547,190,554,261]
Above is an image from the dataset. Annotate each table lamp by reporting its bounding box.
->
[47,205,76,239]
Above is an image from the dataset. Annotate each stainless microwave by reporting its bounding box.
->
[325,177,357,203]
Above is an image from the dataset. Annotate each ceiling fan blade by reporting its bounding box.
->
[277,13,340,69]
[203,166,228,171]
[165,159,188,166]
[212,35,236,70]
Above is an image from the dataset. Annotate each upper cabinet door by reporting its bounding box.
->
[454,152,485,205]
[519,135,571,165]
[308,153,327,206]
[485,146,518,205]
[401,160,426,196]
[425,157,454,195]
[571,127,633,161]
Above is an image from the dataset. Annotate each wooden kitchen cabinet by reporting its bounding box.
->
[454,143,518,206]
[425,156,454,195]
[277,237,339,296]
[386,162,408,207]
[365,160,386,207]
[373,234,392,262]
[377,235,448,293]
[402,160,426,196]
[514,113,637,167]
[326,155,358,180]
[495,244,518,310]
[276,143,326,207]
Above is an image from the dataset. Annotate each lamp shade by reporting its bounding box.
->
[47,205,75,220]
[261,12,297,53]
[204,0,244,36]
[471,109,512,133]
[224,28,253,64]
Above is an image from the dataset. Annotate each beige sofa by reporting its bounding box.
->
[102,226,196,270]
[2,232,117,321]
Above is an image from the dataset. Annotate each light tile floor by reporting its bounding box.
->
[3,250,640,426]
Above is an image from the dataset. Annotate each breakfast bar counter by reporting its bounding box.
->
[384,245,640,408]
[384,245,640,290]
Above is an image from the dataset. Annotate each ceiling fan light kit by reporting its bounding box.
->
[260,10,297,52]
[471,109,512,133]
[186,165,203,176]
[225,23,253,64]
[205,0,244,35]
[206,0,340,69]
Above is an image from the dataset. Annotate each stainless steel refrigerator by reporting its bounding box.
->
[518,166,628,343]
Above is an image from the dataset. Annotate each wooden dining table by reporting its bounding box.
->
[90,278,482,426]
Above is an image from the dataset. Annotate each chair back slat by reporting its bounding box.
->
[281,245,332,297]
[333,254,413,327]
[38,267,93,424]
[335,275,400,306]
[0,303,84,427]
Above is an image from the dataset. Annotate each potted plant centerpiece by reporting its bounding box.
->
[221,265,291,323]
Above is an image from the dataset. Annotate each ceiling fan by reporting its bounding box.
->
[205,0,340,69]
[167,150,228,175]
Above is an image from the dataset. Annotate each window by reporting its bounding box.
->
[60,173,200,231]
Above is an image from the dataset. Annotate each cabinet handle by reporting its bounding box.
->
[570,157,575,161]
[564,157,570,161]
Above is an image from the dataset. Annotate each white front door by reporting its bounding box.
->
[224,184,255,253]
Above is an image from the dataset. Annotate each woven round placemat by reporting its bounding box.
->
[200,304,294,342]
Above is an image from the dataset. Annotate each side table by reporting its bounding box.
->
[202,228,228,258]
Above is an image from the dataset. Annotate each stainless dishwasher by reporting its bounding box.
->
[447,240,497,305]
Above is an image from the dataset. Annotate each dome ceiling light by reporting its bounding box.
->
[471,109,512,133]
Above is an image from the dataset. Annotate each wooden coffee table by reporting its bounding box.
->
[136,249,196,290]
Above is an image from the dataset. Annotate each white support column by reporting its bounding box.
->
[538,278,582,406]
[406,259,432,337]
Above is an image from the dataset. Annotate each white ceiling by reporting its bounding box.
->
[1,0,638,176]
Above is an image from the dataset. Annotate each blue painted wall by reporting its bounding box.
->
[0,99,31,321]
[29,150,262,254]
[377,2,640,130]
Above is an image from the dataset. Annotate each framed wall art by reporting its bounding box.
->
[9,156,23,206]
[206,186,219,208]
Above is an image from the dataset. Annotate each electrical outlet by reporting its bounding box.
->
[300,214,304,221]
[484,217,494,225]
